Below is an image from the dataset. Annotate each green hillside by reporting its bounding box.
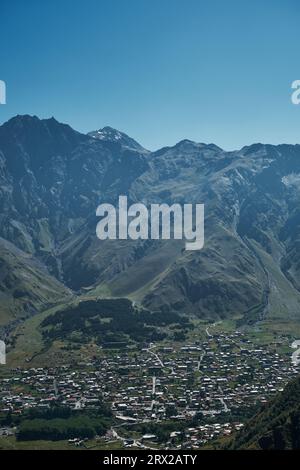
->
[229,376,300,449]
[0,237,72,327]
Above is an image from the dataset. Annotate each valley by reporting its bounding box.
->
[1,318,300,450]
[0,114,300,450]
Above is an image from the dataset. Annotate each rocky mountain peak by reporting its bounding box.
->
[88,126,147,152]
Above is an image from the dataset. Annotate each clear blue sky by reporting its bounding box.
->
[0,0,299,150]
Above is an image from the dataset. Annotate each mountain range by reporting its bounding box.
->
[0,115,300,331]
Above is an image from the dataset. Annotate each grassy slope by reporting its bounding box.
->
[0,238,73,327]
[229,376,300,449]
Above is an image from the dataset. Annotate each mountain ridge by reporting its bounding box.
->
[0,114,300,328]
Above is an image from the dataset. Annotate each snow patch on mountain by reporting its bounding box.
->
[282,173,300,188]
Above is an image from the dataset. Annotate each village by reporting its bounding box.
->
[0,328,299,449]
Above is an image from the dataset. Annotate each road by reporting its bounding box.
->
[111,426,156,450]
[152,375,156,395]
[205,321,222,338]
[197,352,206,371]
[146,344,165,368]
[217,384,230,412]
[151,375,156,410]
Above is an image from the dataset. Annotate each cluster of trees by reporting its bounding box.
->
[139,310,192,328]
[0,403,112,429]
[10,404,113,442]
[15,405,112,441]
[41,298,193,346]
[17,416,107,441]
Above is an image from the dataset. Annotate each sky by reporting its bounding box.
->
[0,0,299,151]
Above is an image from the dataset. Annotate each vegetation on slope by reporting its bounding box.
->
[40,298,193,347]
[229,376,300,449]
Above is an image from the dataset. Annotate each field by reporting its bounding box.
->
[0,436,124,450]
